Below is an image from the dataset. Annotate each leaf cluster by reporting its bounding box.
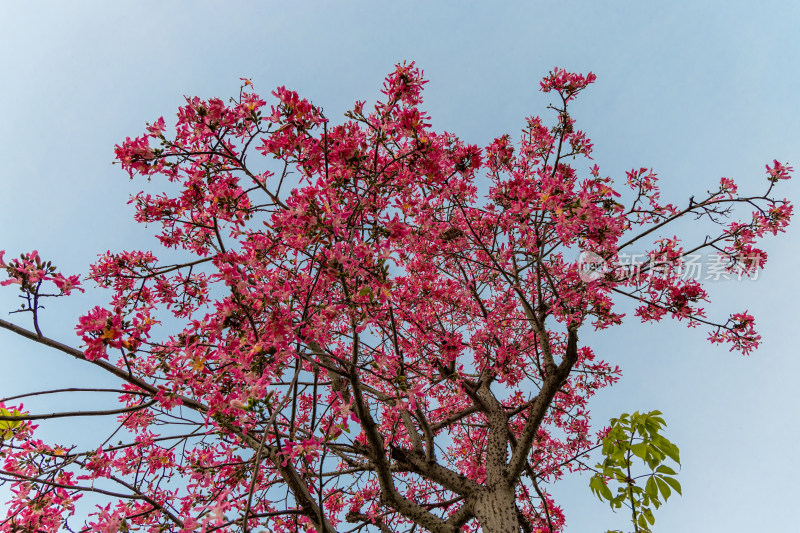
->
[0,407,24,441]
[589,410,681,533]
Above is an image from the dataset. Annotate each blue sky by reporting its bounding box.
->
[1,1,798,530]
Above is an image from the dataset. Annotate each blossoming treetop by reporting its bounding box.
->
[0,63,792,532]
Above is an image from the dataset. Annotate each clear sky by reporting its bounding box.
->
[1,1,798,530]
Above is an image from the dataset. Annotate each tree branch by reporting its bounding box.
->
[507,327,579,482]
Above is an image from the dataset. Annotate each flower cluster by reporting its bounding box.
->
[0,250,82,296]
[708,312,760,354]
[539,67,597,101]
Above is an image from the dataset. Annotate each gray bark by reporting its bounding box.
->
[472,486,521,533]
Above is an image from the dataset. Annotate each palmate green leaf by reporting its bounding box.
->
[646,411,665,427]
[592,410,681,533]
[590,474,614,501]
[650,476,672,501]
[658,439,681,464]
[0,408,23,440]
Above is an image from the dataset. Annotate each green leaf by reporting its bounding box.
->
[610,448,627,463]
[590,474,614,502]
[659,440,681,464]
[0,408,23,440]
[645,456,660,470]
[599,479,613,501]
[611,493,626,508]
[590,475,606,500]
[357,286,374,301]
[663,475,682,495]
[655,475,672,500]
[631,442,648,460]
[601,466,617,478]
[645,476,659,500]
[651,497,662,509]
[648,412,666,428]
[656,465,676,475]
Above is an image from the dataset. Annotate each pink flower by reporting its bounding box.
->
[766,160,793,181]
[719,176,738,195]
[229,399,247,410]
[51,273,84,295]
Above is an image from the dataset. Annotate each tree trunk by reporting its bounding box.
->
[473,485,520,533]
